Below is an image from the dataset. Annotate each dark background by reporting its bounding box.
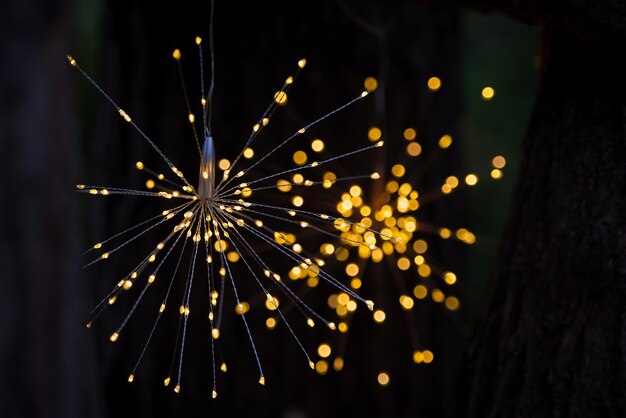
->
[5,0,592,417]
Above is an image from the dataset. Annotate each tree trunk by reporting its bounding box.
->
[0,1,104,417]
[467,30,626,417]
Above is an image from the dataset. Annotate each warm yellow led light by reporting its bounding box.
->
[218,158,230,170]
[445,296,460,311]
[427,76,441,91]
[439,134,453,149]
[266,317,276,330]
[406,142,422,157]
[368,127,382,142]
[373,310,386,323]
[492,155,506,168]
[293,150,308,165]
[465,174,478,186]
[377,372,390,386]
[274,90,287,105]
[276,179,291,192]
[481,86,495,100]
[311,139,325,152]
[317,343,331,358]
[444,271,457,285]
[315,360,328,375]
[391,164,406,177]
[432,289,445,303]
[364,76,378,92]
[413,284,428,299]
[292,195,304,207]
[399,295,414,310]
[345,263,359,277]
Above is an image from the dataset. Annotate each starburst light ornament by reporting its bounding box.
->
[68,7,388,397]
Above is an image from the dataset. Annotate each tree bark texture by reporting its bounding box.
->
[0,1,104,418]
[467,29,626,417]
[437,0,626,57]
